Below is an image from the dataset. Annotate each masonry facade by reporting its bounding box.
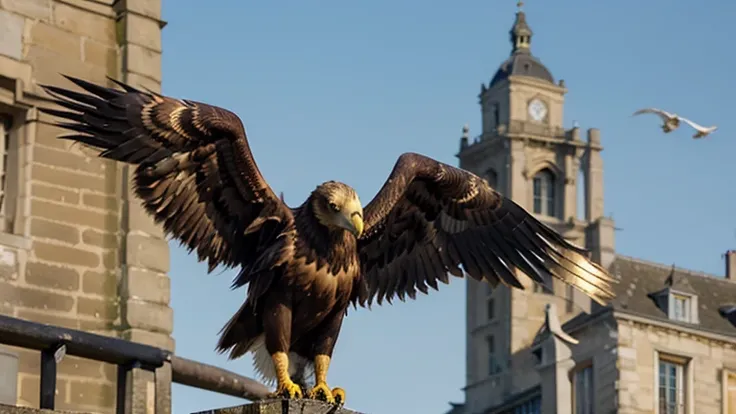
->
[0,0,171,412]
[446,4,736,414]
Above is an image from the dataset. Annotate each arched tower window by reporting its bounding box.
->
[485,169,498,189]
[532,168,556,217]
[492,103,500,129]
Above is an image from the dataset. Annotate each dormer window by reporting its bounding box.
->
[649,268,699,325]
[672,294,690,322]
[668,292,696,324]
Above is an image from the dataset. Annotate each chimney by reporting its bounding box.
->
[726,250,736,280]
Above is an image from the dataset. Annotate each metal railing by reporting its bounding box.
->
[0,314,271,413]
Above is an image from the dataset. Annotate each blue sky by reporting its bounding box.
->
[160,1,735,413]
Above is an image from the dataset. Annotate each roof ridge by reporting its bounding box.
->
[615,254,730,284]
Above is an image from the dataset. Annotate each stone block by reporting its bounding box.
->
[29,218,81,245]
[25,261,80,291]
[122,43,161,82]
[124,12,162,52]
[192,400,364,414]
[31,199,115,232]
[32,146,107,176]
[81,269,117,296]
[0,281,75,312]
[30,164,108,194]
[81,229,118,249]
[0,0,52,20]
[28,21,82,61]
[31,183,80,205]
[82,38,118,71]
[124,267,170,305]
[119,0,161,20]
[81,192,118,212]
[0,10,24,60]
[77,296,118,320]
[127,197,165,238]
[123,299,173,334]
[52,2,115,45]
[126,235,169,273]
[121,328,175,351]
[33,241,100,268]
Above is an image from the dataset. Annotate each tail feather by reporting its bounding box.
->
[216,301,262,360]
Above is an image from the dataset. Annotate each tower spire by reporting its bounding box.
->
[510,1,533,54]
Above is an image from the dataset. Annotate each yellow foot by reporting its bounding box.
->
[332,387,346,407]
[308,382,335,404]
[269,380,303,400]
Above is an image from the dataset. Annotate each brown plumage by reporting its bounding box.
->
[39,75,617,407]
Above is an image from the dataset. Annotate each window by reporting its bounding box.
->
[658,355,687,414]
[573,364,594,414]
[487,298,495,320]
[671,294,690,322]
[532,168,556,217]
[511,396,541,414]
[487,335,501,375]
[485,168,498,189]
[0,114,18,234]
[724,370,736,414]
[492,104,500,128]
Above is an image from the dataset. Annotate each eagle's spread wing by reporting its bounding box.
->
[39,75,292,275]
[633,108,673,121]
[354,152,617,307]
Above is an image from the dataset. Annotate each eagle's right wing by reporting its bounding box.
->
[40,75,293,274]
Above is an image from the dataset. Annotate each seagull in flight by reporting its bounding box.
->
[633,108,718,139]
[677,116,718,139]
[632,108,681,133]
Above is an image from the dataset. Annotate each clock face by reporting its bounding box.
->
[528,99,547,122]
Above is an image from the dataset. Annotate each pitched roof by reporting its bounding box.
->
[585,255,736,337]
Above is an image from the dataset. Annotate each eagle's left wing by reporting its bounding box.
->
[353,152,617,308]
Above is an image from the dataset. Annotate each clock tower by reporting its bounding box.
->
[456,3,616,413]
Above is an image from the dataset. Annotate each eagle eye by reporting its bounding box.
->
[328,202,340,212]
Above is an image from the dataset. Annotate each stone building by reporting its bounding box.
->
[448,4,736,414]
[0,0,171,412]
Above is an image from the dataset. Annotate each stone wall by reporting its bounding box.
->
[616,314,736,414]
[0,0,169,412]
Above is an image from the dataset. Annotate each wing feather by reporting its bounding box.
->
[633,107,673,121]
[39,75,293,280]
[354,152,617,308]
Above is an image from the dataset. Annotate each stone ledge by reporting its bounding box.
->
[0,404,90,414]
[192,399,364,414]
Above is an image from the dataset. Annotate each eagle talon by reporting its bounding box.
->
[308,382,335,404]
[270,380,303,400]
[332,387,346,406]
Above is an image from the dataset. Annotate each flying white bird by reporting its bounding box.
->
[633,108,718,139]
[677,116,718,139]
[632,108,681,133]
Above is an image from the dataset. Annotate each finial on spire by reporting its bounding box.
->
[510,1,532,54]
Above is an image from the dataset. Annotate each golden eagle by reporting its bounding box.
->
[39,75,616,406]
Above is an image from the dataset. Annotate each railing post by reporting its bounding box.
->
[155,362,172,414]
[117,361,157,414]
[39,348,58,409]
[0,346,18,405]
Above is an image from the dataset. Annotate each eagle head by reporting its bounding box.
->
[311,181,364,238]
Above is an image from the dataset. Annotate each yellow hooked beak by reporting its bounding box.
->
[350,213,364,238]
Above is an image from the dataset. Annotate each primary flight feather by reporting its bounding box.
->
[39,75,617,407]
